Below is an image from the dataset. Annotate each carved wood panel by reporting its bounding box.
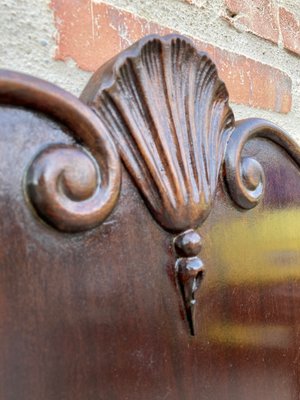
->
[0,34,300,399]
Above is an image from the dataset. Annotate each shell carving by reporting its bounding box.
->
[82,34,234,335]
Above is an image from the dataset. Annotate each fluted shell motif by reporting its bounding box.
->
[85,35,234,232]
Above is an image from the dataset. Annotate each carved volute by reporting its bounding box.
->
[0,70,121,232]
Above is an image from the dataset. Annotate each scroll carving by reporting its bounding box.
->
[81,34,234,335]
[224,118,300,209]
[0,70,121,232]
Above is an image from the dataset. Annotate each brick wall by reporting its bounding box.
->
[1,0,300,142]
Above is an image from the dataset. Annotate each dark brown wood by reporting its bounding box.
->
[0,34,300,399]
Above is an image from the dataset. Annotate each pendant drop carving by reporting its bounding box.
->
[174,230,204,335]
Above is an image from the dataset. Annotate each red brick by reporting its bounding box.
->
[50,0,291,113]
[279,7,300,56]
[224,0,279,44]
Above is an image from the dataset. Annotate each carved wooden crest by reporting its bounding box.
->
[1,34,300,336]
[81,34,235,335]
